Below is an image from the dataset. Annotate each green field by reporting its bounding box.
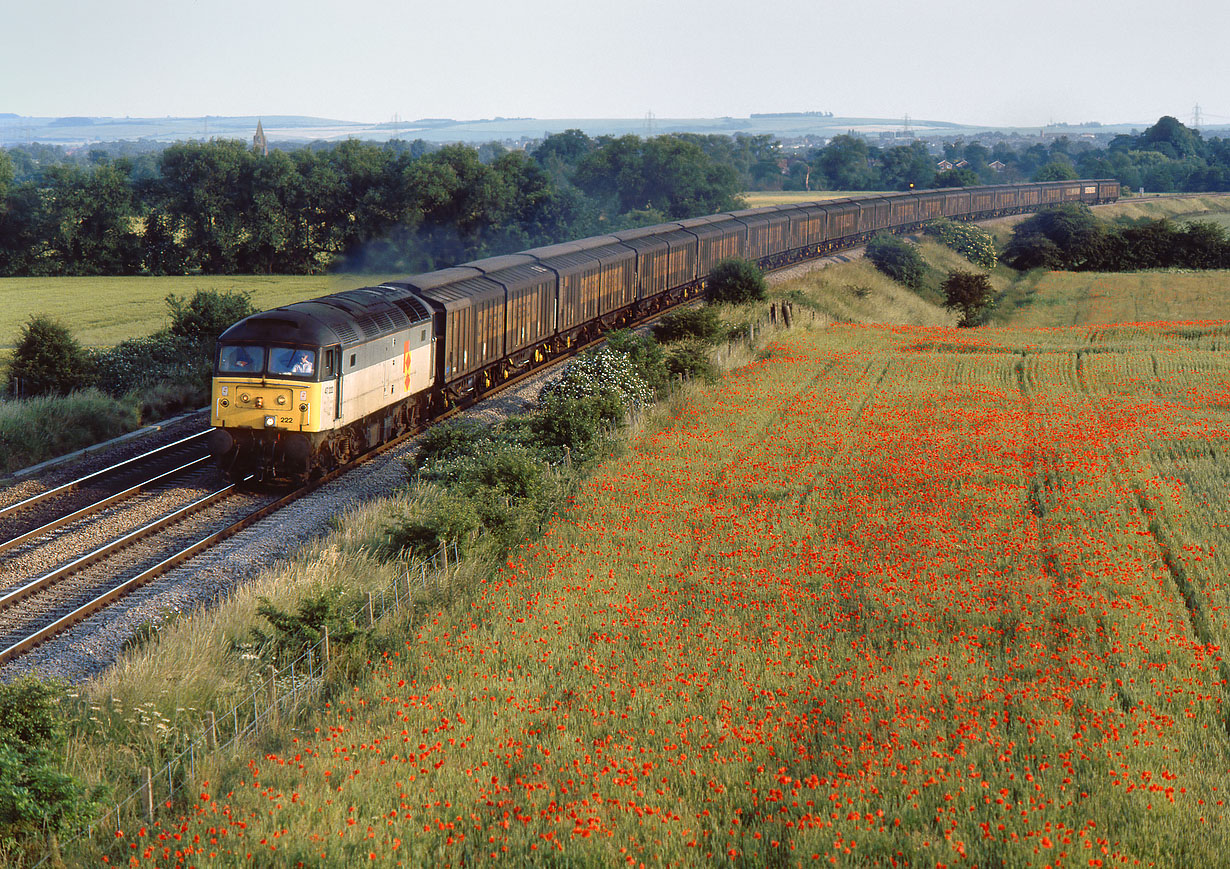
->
[1000,269,1230,327]
[740,189,888,207]
[0,274,394,351]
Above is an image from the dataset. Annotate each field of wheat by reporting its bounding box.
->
[88,315,1230,867]
[0,275,383,351]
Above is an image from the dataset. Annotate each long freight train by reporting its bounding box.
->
[209,179,1119,481]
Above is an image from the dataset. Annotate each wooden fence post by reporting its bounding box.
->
[205,711,217,751]
[139,766,154,824]
[322,625,331,664]
[267,665,278,722]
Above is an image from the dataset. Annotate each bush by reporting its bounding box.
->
[941,270,996,327]
[89,332,207,398]
[0,390,139,474]
[166,289,256,349]
[390,440,560,559]
[6,315,91,398]
[864,234,925,289]
[1001,204,1104,271]
[603,329,669,396]
[664,339,717,383]
[409,420,497,474]
[527,394,619,463]
[705,258,767,304]
[0,678,100,846]
[924,218,998,269]
[652,306,725,345]
[377,491,482,562]
[539,347,653,415]
[251,588,362,664]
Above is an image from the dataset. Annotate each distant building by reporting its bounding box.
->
[253,119,268,156]
[936,159,954,171]
[988,160,1006,172]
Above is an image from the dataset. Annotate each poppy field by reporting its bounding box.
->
[115,318,1230,867]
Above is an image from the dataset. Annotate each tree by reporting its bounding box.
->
[532,129,595,177]
[941,271,996,327]
[865,234,925,289]
[0,149,12,206]
[7,315,90,397]
[933,168,979,188]
[1140,116,1203,159]
[879,142,934,191]
[816,135,877,190]
[1033,161,1078,181]
[705,258,767,304]
[1001,203,1104,270]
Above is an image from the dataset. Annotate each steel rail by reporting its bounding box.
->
[0,429,212,521]
[0,483,241,615]
[0,457,213,556]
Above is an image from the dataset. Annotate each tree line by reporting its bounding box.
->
[0,133,750,277]
[3,116,1230,278]
[1002,203,1230,271]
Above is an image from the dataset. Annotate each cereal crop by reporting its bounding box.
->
[106,318,1230,867]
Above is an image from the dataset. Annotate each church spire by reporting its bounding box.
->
[253,119,268,157]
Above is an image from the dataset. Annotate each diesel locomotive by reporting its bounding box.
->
[208,179,1120,482]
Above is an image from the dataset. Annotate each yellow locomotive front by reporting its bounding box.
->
[209,343,329,481]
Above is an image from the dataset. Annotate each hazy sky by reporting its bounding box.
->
[4,0,1227,128]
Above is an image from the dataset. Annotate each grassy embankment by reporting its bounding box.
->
[46,233,1230,865]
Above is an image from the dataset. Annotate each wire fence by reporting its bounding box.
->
[35,541,461,868]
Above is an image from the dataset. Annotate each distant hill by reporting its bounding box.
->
[0,113,1214,149]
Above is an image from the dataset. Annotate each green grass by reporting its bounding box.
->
[0,390,140,473]
[740,189,888,207]
[0,274,398,352]
[1180,211,1230,231]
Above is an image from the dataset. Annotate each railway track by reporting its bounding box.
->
[0,296,698,670]
[0,430,213,547]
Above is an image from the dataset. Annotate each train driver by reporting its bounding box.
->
[292,352,315,375]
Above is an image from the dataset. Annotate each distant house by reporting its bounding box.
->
[954,159,970,169]
[988,160,1006,172]
[936,160,954,171]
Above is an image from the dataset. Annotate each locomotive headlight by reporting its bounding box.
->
[299,403,309,413]
[219,398,229,408]
[276,395,287,406]
[264,415,276,428]
[239,393,251,404]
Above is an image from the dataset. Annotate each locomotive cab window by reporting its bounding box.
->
[218,345,265,374]
[268,347,317,378]
[323,349,337,377]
